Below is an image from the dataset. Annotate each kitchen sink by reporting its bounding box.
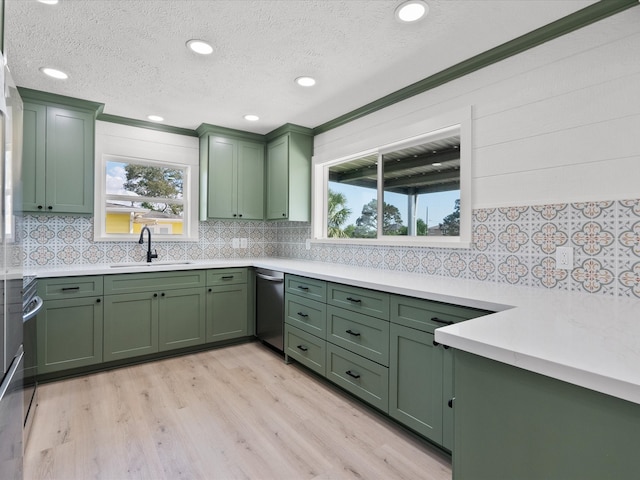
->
[109,261,194,268]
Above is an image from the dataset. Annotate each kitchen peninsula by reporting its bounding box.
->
[32,257,640,479]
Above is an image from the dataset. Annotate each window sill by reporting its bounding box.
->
[310,237,470,249]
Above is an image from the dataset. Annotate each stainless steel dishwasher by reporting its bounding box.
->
[255,268,284,352]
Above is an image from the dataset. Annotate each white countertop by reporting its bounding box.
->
[31,258,640,405]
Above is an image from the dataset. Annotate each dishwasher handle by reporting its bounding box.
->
[256,272,284,282]
[23,295,44,322]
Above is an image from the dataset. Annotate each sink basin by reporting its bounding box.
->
[109,261,194,268]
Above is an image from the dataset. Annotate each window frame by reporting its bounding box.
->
[94,121,199,242]
[311,107,472,248]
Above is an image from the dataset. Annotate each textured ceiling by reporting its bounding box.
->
[5,0,596,134]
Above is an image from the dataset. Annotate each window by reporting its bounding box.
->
[96,155,197,241]
[313,108,471,247]
[103,158,185,236]
[94,121,199,242]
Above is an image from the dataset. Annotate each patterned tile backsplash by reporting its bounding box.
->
[23,216,277,267]
[23,198,640,299]
[275,199,640,299]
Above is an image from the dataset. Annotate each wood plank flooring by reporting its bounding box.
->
[25,342,452,480]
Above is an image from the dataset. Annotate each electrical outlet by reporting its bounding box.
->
[556,246,573,270]
[240,238,248,249]
[231,238,239,249]
[305,239,311,250]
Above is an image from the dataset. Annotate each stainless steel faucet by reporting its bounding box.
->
[138,226,158,263]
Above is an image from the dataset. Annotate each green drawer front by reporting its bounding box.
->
[326,343,389,412]
[104,270,206,294]
[285,295,327,338]
[327,305,389,366]
[206,268,247,285]
[285,324,326,376]
[390,295,491,333]
[285,274,327,303]
[39,276,104,300]
[327,283,389,320]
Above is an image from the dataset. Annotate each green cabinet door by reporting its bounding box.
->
[206,136,264,220]
[389,322,444,445]
[37,296,103,374]
[237,140,264,220]
[46,106,95,213]
[158,288,206,351]
[206,283,249,342]
[266,134,288,220]
[22,99,96,214]
[22,102,47,212]
[208,136,237,219]
[103,291,159,361]
[453,351,640,480]
[265,129,312,221]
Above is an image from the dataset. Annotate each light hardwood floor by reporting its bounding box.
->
[25,342,452,480]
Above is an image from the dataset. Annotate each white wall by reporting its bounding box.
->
[95,121,199,165]
[313,7,640,209]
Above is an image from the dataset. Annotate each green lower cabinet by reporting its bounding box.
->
[104,292,159,361]
[326,305,389,366]
[389,323,444,446]
[326,343,389,412]
[206,283,249,342]
[37,296,103,374]
[285,294,327,338]
[284,324,326,376]
[158,288,206,352]
[453,350,640,480]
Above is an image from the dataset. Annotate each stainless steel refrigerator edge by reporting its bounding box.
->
[0,64,24,480]
[255,269,284,352]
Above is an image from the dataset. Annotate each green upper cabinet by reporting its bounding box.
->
[198,124,265,220]
[265,125,313,221]
[20,89,102,214]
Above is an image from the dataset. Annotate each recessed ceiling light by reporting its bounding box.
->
[147,115,164,122]
[432,162,442,167]
[37,0,59,4]
[395,0,429,23]
[295,76,316,87]
[40,67,68,79]
[186,39,213,55]
[244,114,259,122]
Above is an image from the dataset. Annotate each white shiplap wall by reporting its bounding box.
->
[313,7,640,209]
